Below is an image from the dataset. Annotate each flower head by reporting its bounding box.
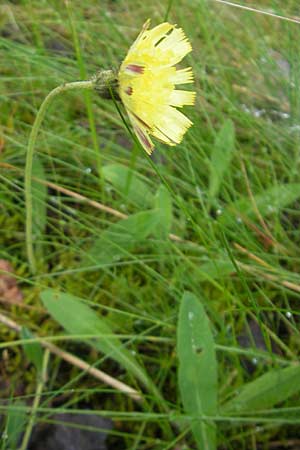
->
[118,20,195,154]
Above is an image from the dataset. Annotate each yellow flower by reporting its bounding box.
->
[118,20,195,154]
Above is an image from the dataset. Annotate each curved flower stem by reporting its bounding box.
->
[25,80,95,273]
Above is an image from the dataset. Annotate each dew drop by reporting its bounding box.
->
[279,112,290,119]
[188,311,194,321]
[253,109,265,118]
[286,311,292,319]
[85,167,92,174]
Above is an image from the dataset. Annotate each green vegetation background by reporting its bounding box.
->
[1,0,300,448]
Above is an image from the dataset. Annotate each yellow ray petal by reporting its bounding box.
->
[154,106,193,144]
[129,19,151,52]
[152,127,177,146]
[144,22,174,46]
[128,112,154,155]
[169,90,196,107]
[170,67,194,85]
[156,28,192,65]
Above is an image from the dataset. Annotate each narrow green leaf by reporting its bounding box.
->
[209,120,235,200]
[223,365,300,413]
[32,156,47,239]
[84,210,160,266]
[20,327,44,373]
[41,289,157,395]
[154,184,173,237]
[177,292,217,450]
[5,401,26,449]
[103,164,153,207]
[219,183,300,226]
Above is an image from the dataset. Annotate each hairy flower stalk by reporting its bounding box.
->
[25,71,116,273]
[118,20,196,154]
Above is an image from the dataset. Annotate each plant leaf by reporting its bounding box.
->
[5,400,26,449]
[209,120,235,200]
[21,327,44,373]
[84,210,160,266]
[198,258,235,281]
[219,183,300,226]
[177,291,217,450]
[103,164,153,207]
[154,184,172,237]
[41,289,158,395]
[223,364,300,413]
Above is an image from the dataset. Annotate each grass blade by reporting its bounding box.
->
[209,120,235,201]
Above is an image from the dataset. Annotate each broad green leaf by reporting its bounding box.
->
[84,210,160,266]
[32,156,47,239]
[223,365,300,413]
[103,164,153,207]
[198,258,235,281]
[209,120,235,200]
[154,184,172,237]
[219,183,300,226]
[41,289,157,395]
[5,400,26,449]
[177,292,217,450]
[21,327,44,373]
